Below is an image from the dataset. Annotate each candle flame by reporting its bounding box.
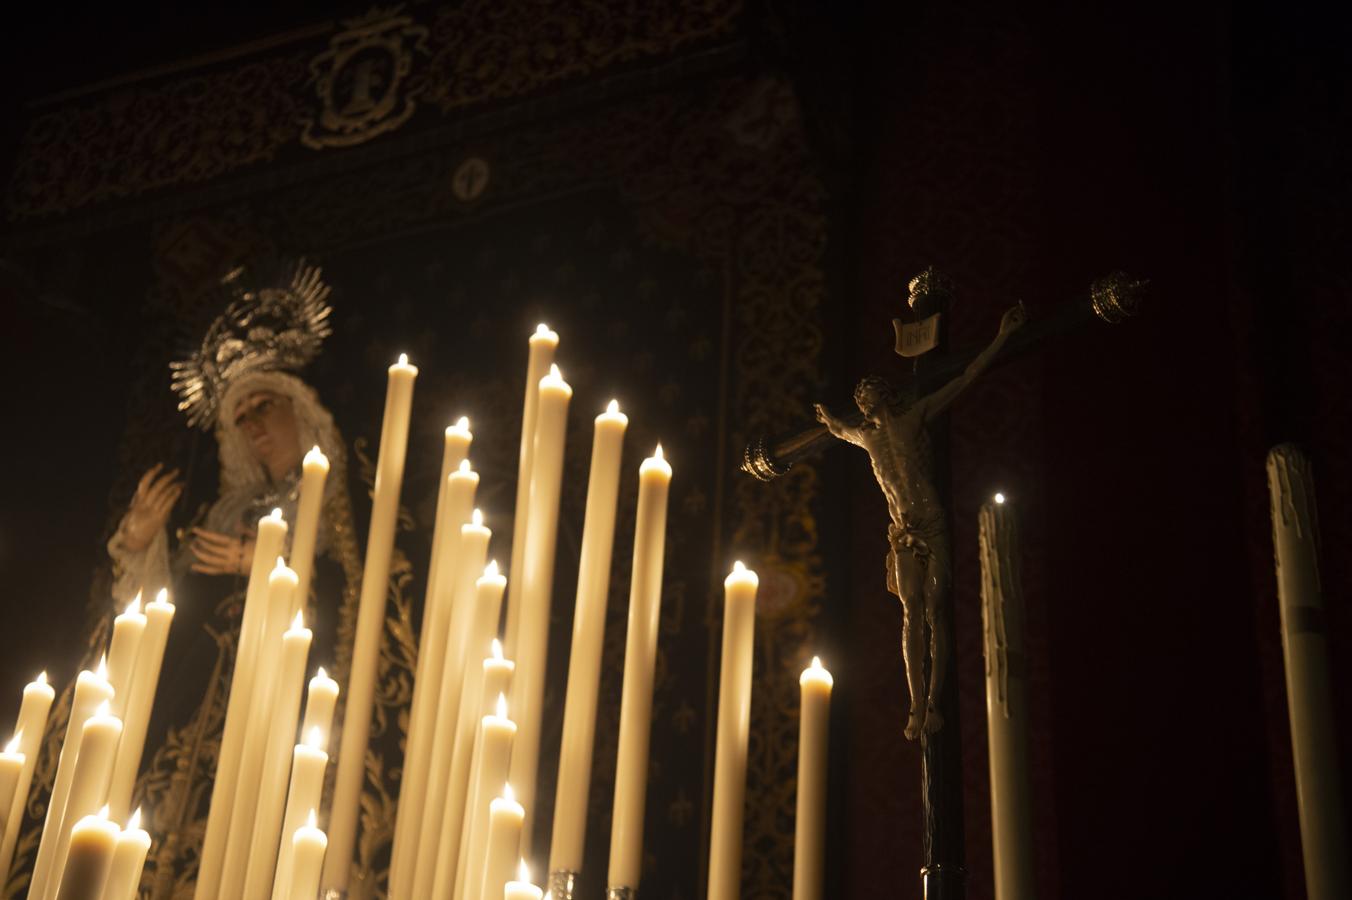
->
[398,352,409,366]
[503,783,515,803]
[307,727,324,749]
[132,590,143,606]
[128,808,142,830]
[606,398,620,414]
[155,587,170,606]
[496,693,508,719]
[123,595,142,617]
[5,733,20,754]
[517,859,531,884]
[472,508,484,527]
[994,492,1006,504]
[653,443,664,461]
[316,666,328,680]
[535,323,551,335]
[36,671,47,686]
[484,559,500,579]
[271,507,284,520]
[732,560,746,573]
[291,611,306,631]
[99,804,110,819]
[491,638,503,660]
[96,700,111,717]
[455,415,470,431]
[304,445,327,466]
[811,655,823,670]
[549,362,562,379]
[275,556,287,572]
[306,808,318,828]
[97,655,109,680]
[458,459,472,474]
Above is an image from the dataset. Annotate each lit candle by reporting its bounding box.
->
[453,694,518,900]
[706,561,759,900]
[103,807,150,900]
[411,514,492,895]
[54,811,118,900]
[105,596,146,720]
[299,668,339,752]
[0,670,55,875]
[219,561,301,899]
[198,510,288,900]
[287,811,327,900]
[1267,445,1351,900]
[793,658,833,900]
[420,563,507,898]
[107,588,176,821]
[607,445,673,892]
[49,703,123,900]
[978,494,1035,900]
[269,729,329,900]
[504,322,560,658]
[474,783,525,900]
[392,459,481,898]
[325,353,417,893]
[504,860,544,900]
[508,362,572,855]
[290,446,331,615]
[0,734,25,845]
[549,400,628,883]
[242,612,315,899]
[29,665,114,900]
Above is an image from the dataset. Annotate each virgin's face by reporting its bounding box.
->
[232,390,302,481]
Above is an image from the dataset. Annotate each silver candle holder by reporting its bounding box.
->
[547,869,579,900]
[605,887,637,900]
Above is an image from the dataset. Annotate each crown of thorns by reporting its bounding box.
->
[170,260,332,429]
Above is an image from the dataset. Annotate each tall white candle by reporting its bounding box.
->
[392,460,481,898]
[474,785,525,900]
[299,668,339,751]
[243,613,314,900]
[286,811,326,900]
[508,363,572,856]
[793,658,832,900]
[48,704,123,900]
[54,812,118,900]
[325,353,417,893]
[102,807,150,900]
[505,323,559,658]
[706,561,759,900]
[606,446,673,891]
[29,666,114,900]
[105,597,146,720]
[269,731,328,900]
[454,697,518,900]
[549,400,628,882]
[504,860,543,900]
[220,562,299,900]
[1,671,55,875]
[0,735,25,846]
[198,510,289,900]
[978,494,1035,900]
[419,564,507,898]
[1267,445,1350,900]
[289,446,331,616]
[107,589,175,822]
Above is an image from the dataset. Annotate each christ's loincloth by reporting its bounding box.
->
[886,513,946,597]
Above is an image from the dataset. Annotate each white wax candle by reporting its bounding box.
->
[793,658,833,900]
[107,589,176,822]
[504,860,543,900]
[475,785,525,900]
[978,495,1035,900]
[453,697,518,900]
[242,613,314,899]
[410,516,491,896]
[269,732,328,900]
[325,353,417,893]
[287,812,327,900]
[0,736,25,846]
[54,813,118,900]
[607,446,673,890]
[392,460,481,898]
[103,807,151,900]
[706,561,759,900]
[508,363,572,856]
[220,561,300,899]
[549,400,628,878]
[198,510,288,900]
[105,597,146,720]
[504,323,559,658]
[1267,445,1351,900]
[421,565,507,899]
[49,704,123,900]
[29,667,114,900]
[289,446,331,616]
[0,671,55,875]
[299,668,339,752]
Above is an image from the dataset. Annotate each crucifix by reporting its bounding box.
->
[744,268,1142,899]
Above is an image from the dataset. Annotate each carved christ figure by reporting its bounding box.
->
[815,302,1025,739]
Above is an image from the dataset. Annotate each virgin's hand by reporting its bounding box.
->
[119,464,182,552]
[190,528,255,576]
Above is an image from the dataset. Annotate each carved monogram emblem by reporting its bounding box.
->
[301,7,429,149]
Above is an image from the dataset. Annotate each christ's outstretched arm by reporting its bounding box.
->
[923,302,1026,418]
[814,403,865,446]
